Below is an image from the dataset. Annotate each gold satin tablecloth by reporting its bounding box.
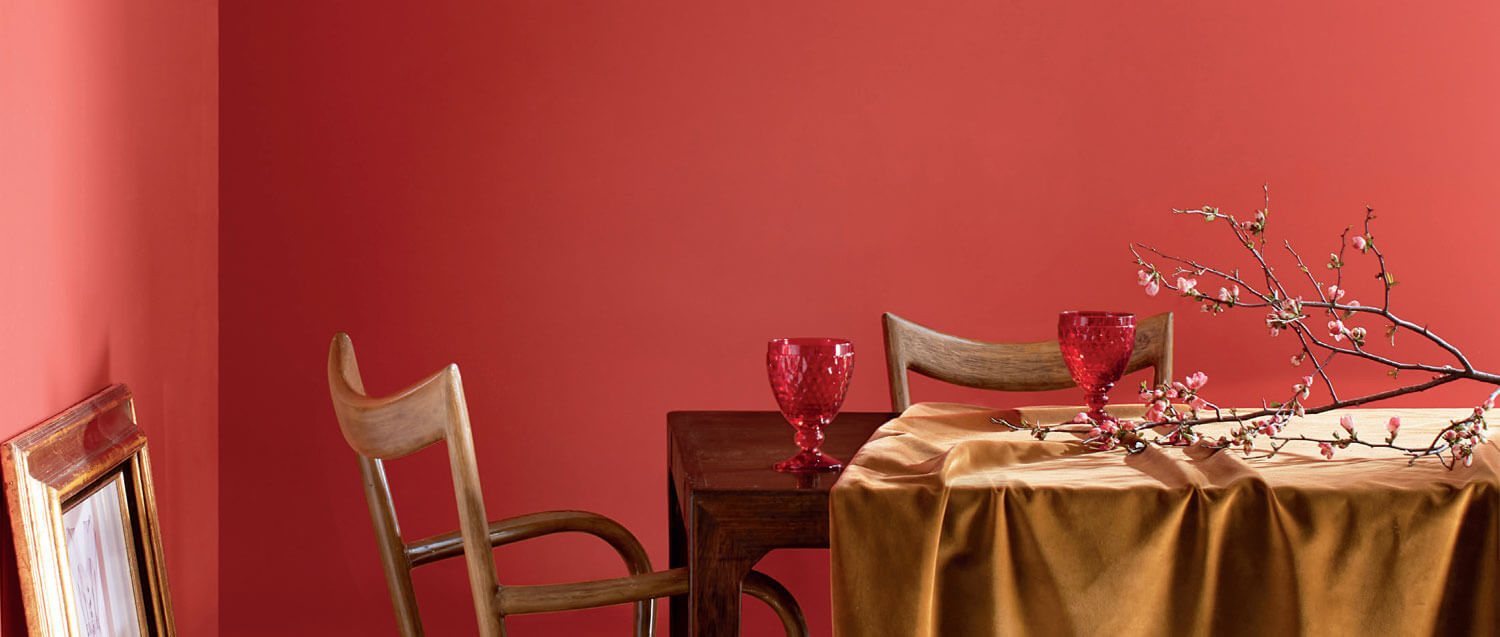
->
[830,403,1500,636]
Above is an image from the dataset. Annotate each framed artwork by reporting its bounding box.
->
[2,384,175,636]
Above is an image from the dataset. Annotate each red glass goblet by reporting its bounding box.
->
[767,338,854,472]
[1058,311,1136,423]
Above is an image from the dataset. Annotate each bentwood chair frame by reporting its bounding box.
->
[327,334,807,637]
[882,312,1174,412]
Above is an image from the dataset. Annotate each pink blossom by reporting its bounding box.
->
[1319,442,1334,460]
[1484,397,1495,411]
[1184,371,1208,390]
[1138,271,1160,296]
[1347,300,1360,308]
[1290,355,1303,366]
[1294,403,1306,418]
[1176,277,1198,294]
[1258,419,1280,436]
[1328,319,1346,341]
[1351,235,1368,250]
[1294,375,1313,400]
[1326,285,1346,301]
[1138,389,1155,401]
[1386,416,1401,435]
[1188,396,1206,409]
[1070,412,1091,424]
[1340,414,1355,434]
[1145,401,1167,421]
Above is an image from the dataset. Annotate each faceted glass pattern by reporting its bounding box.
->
[1058,311,1136,423]
[767,338,854,472]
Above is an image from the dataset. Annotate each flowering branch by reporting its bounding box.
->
[998,190,1497,468]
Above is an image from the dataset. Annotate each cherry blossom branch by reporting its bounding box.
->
[1002,191,1500,467]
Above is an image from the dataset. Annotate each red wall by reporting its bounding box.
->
[0,1,218,634]
[221,2,1500,635]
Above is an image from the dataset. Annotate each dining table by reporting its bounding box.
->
[670,403,1500,636]
[666,410,895,637]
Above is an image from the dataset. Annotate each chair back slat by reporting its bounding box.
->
[328,334,453,459]
[326,333,506,637]
[884,312,1174,411]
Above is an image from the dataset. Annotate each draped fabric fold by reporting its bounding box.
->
[830,403,1500,636]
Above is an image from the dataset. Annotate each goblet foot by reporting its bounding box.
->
[774,449,843,472]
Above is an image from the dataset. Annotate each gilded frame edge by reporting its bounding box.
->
[1,384,176,637]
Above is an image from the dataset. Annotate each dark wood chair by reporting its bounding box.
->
[882,312,1174,411]
[326,333,807,637]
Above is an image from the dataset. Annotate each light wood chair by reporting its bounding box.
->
[327,333,807,637]
[882,312,1174,412]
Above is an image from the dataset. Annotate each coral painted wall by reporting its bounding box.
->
[0,0,218,634]
[221,2,1500,635]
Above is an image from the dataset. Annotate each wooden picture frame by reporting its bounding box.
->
[2,384,175,636]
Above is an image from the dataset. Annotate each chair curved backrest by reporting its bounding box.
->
[328,333,505,636]
[329,334,809,637]
[882,312,1174,411]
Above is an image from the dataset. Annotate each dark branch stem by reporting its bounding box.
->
[1156,370,1465,428]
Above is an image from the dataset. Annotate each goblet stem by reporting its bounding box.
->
[1086,382,1114,423]
[796,427,824,453]
[773,422,842,472]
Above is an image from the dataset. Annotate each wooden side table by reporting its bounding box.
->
[666,411,892,637]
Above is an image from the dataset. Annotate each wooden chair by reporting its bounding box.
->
[882,312,1174,412]
[327,333,807,637]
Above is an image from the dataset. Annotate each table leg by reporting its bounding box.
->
[668,475,687,637]
[689,503,767,637]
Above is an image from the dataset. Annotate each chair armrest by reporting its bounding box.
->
[497,566,689,615]
[497,567,806,637]
[405,510,651,575]
[408,512,807,636]
[744,570,808,637]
